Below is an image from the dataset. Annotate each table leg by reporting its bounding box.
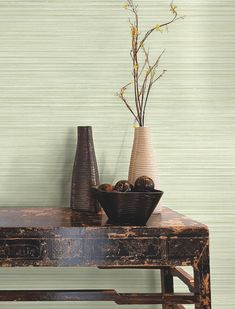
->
[194,241,211,309]
[161,267,174,309]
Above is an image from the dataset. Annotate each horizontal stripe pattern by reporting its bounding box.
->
[0,0,234,308]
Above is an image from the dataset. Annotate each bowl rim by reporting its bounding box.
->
[92,187,164,195]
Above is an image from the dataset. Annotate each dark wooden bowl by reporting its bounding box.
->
[93,188,163,225]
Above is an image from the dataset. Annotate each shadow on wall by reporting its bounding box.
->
[58,127,75,207]
[99,124,131,185]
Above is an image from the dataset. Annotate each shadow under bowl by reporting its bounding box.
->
[93,188,163,225]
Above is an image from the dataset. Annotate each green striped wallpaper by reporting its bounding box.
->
[0,0,234,308]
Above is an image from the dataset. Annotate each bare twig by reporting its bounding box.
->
[118,1,184,126]
[142,69,167,125]
[118,82,140,124]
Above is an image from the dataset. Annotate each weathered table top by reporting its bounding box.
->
[0,206,208,237]
[0,207,211,307]
[0,207,208,267]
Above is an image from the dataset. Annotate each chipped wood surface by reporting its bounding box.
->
[0,207,208,267]
[0,206,208,234]
[0,290,198,304]
[171,267,194,292]
[0,206,211,307]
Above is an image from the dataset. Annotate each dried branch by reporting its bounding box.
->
[118,82,140,124]
[118,1,184,126]
[137,6,184,52]
[142,69,167,125]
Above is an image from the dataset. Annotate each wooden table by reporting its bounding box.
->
[0,206,211,308]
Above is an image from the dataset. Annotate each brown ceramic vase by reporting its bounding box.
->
[70,126,100,213]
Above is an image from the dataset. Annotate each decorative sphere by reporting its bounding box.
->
[134,176,155,192]
[114,180,133,192]
[98,183,113,192]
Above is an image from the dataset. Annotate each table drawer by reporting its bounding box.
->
[96,238,161,260]
[168,237,207,259]
[0,239,43,260]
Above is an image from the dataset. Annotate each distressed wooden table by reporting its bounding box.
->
[0,206,211,309]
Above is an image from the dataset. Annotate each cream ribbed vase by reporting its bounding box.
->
[128,127,161,212]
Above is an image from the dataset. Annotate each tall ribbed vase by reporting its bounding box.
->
[70,126,100,213]
[128,127,161,212]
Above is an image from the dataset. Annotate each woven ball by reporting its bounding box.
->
[134,176,155,192]
[98,183,113,192]
[114,180,133,192]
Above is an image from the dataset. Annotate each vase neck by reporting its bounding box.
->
[77,126,92,141]
[134,126,150,138]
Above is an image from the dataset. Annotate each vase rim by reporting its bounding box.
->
[134,126,150,130]
[77,126,92,128]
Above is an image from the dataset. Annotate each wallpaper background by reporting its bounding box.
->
[0,0,234,308]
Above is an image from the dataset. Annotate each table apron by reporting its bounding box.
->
[0,236,208,267]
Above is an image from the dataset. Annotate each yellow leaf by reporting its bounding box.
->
[155,24,163,32]
[133,64,139,70]
[131,25,138,37]
[132,121,138,128]
[123,3,129,9]
[170,4,177,14]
